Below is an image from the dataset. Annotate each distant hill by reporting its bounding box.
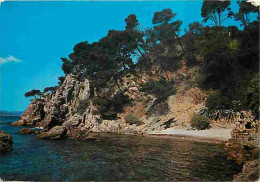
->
[0,110,23,116]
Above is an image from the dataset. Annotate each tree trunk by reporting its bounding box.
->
[113,76,123,93]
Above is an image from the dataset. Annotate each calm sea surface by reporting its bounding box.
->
[0,116,242,181]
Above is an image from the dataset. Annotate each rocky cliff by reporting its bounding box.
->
[13,74,142,136]
[13,65,210,139]
[13,64,258,142]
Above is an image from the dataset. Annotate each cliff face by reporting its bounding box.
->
[13,66,211,137]
[14,74,143,135]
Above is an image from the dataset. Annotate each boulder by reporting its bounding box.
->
[85,133,100,141]
[36,126,67,140]
[11,119,26,126]
[62,115,81,129]
[0,131,13,153]
[19,128,34,134]
[233,160,259,181]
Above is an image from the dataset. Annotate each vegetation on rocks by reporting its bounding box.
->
[25,89,42,99]
[124,114,143,126]
[139,77,176,101]
[15,2,259,181]
[190,113,211,130]
[22,0,259,135]
[92,93,132,120]
[76,99,90,115]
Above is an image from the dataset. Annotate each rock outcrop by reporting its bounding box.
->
[12,99,45,126]
[0,131,13,153]
[225,139,259,182]
[36,126,67,140]
[19,128,34,134]
[233,160,259,181]
[14,74,147,138]
[14,67,255,139]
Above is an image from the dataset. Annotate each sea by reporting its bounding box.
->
[0,116,242,181]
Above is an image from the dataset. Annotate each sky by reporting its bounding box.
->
[0,1,244,111]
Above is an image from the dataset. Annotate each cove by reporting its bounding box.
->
[0,116,242,181]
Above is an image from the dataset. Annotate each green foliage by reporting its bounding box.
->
[147,101,169,116]
[125,14,139,30]
[58,76,65,86]
[151,9,182,46]
[152,9,176,24]
[24,89,42,99]
[194,72,207,89]
[77,99,90,115]
[125,114,143,126]
[36,4,258,121]
[241,72,259,118]
[228,39,239,50]
[234,0,259,27]
[190,114,211,130]
[43,86,58,93]
[61,57,74,75]
[140,77,176,100]
[92,93,132,120]
[206,91,232,111]
[201,0,233,26]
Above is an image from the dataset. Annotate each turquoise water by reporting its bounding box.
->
[0,116,242,181]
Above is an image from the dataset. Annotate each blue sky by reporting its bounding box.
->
[0,1,245,111]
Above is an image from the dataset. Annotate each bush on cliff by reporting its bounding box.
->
[25,89,43,99]
[43,86,58,94]
[206,91,232,111]
[140,77,176,101]
[92,93,132,120]
[58,76,65,86]
[125,114,143,126]
[77,99,90,115]
[147,100,169,116]
[190,113,211,130]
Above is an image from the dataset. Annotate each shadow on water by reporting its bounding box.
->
[0,116,242,181]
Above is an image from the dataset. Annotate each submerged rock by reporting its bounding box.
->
[19,128,34,134]
[0,131,13,153]
[36,126,67,140]
[85,133,99,141]
[233,160,259,181]
[67,129,99,141]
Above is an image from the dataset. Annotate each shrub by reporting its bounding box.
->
[92,93,132,120]
[147,100,169,116]
[139,77,176,101]
[125,114,143,126]
[92,97,117,120]
[195,72,207,89]
[242,72,259,119]
[92,110,100,115]
[24,89,42,99]
[77,99,90,115]
[58,76,65,86]
[43,86,58,93]
[190,113,211,130]
[206,91,232,111]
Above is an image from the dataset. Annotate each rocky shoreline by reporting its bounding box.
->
[11,123,260,181]
[225,139,259,181]
[10,73,259,181]
[0,131,13,153]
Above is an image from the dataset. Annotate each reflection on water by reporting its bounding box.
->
[0,116,242,181]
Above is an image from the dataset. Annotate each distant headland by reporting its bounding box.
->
[0,110,23,117]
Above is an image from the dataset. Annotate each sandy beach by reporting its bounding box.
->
[147,128,233,141]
